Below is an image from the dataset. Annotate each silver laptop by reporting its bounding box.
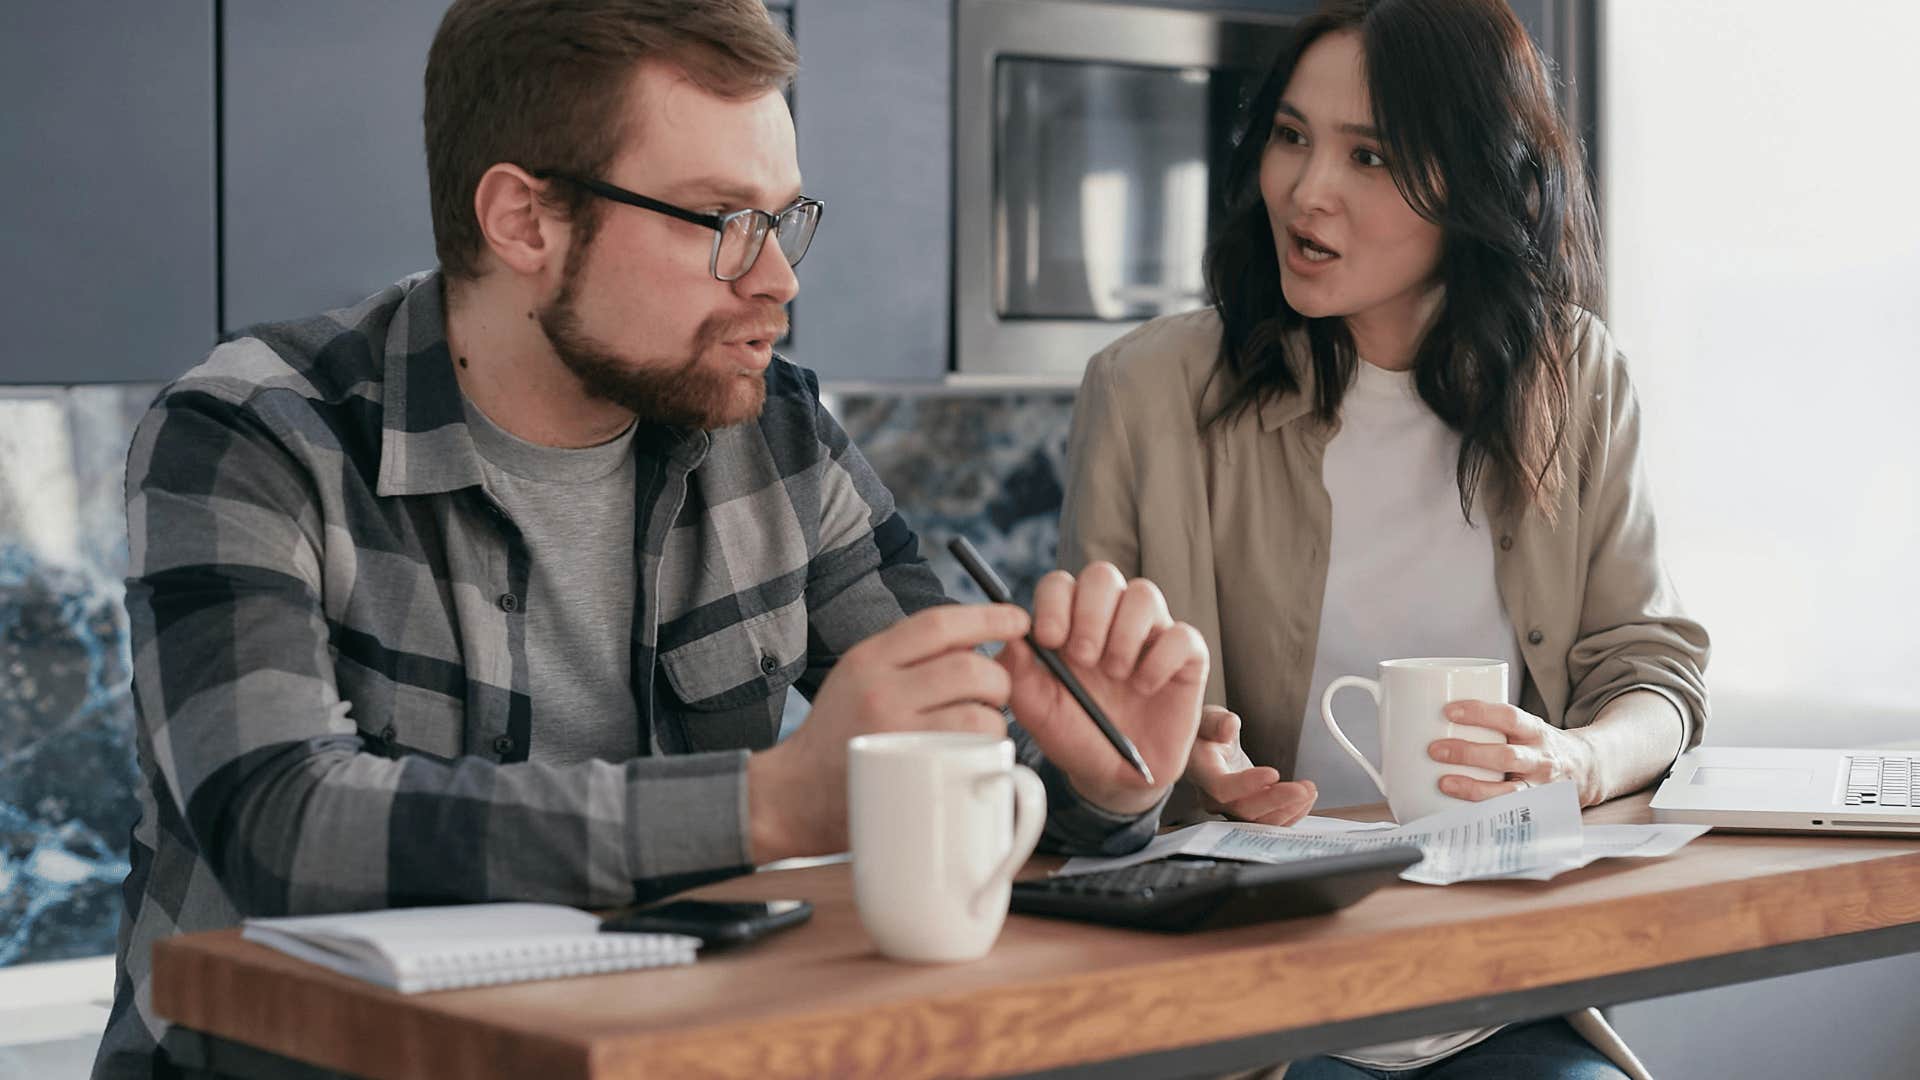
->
[1651,746,1920,835]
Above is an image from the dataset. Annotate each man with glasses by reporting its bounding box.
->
[97,2,1209,1074]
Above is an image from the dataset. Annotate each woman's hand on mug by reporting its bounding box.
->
[1188,706,1317,825]
[1427,700,1598,806]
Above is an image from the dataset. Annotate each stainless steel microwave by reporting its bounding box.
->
[952,0,1297,380]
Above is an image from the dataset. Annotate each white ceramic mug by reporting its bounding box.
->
[848,732,1047,963]
[1320,658,1510,823]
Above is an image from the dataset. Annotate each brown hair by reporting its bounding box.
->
[1205,0,1601,522]
[425,0,798,281]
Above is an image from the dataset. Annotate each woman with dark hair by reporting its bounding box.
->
[1057,0,1706,1076]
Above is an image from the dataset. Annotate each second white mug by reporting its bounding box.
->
[1320,657,1510,823]
[848,731,1047,963]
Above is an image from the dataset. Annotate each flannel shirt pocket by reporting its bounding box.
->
[658,601,806,753]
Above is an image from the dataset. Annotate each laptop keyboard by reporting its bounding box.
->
[1844,755,1915,807]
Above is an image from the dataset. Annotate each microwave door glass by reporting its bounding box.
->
[994,58,1246,322]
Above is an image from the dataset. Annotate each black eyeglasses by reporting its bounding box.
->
[533,170,823,282]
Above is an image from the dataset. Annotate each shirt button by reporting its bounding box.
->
[497,592,519,613]
[760,653,780,675]
[1527,629,1545,645]
[492,734,515,756]
[1499,535,1514,551]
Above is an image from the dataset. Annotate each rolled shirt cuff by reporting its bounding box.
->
[623,749,754,893]
[1033,755,1169,858]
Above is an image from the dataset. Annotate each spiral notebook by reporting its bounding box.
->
[242,902,699,993]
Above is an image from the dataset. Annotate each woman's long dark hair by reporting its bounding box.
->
[1204,0,1602,521]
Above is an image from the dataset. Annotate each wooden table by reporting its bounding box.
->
[152,793,1920,1079]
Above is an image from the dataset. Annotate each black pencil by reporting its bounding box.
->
[947,536,1155,785]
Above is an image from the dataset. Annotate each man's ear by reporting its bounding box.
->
[472,163,565,278]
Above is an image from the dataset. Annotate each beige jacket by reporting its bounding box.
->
[1060,307,1709,806]
[1059,308,1709,1080]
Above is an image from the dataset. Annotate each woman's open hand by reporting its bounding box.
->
[1187,705,1317,825]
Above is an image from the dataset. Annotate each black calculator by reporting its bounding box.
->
[1010,846,1422,933]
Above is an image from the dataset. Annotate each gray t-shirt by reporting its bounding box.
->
[463,397,640,764]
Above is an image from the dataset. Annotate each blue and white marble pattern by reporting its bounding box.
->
[0,384,1079,968]
[1,386,157,967]
[831,392,1078,608]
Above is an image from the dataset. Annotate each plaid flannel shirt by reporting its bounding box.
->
[95,272,1157,1077]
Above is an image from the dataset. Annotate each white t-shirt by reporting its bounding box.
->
[1294,358,1524,1068]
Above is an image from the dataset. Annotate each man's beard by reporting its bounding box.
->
[537,246,781,431]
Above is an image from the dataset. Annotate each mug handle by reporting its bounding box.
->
[970,764,1048,919]
[1321,676,1389,799]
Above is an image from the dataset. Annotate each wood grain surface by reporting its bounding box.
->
[152,794,1920,1079]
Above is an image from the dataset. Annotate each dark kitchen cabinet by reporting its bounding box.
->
[0,2,217,384]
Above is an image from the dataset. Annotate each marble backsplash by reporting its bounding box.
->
[831,392,1076,607]
[1,386,157,968]
[0,383,1076,968]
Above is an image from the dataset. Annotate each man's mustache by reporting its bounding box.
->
[702,304,789,346]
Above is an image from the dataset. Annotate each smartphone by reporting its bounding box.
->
[599,898,813,950]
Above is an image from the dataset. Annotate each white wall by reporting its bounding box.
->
[1601,0,1920,748]
[1599,4,1920,1076]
